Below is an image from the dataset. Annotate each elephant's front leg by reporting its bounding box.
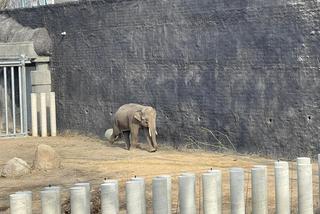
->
[129,124,140,149]
[144,128,156,152]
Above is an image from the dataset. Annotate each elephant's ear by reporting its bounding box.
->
[134,110,142,122]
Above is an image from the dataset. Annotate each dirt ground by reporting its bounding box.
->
[0,135,319,213]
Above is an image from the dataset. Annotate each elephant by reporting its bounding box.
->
[109,103,158,152]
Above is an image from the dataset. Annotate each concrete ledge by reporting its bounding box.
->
[32,85,51,93]
[31,70,51,85]
[0,42,38,59]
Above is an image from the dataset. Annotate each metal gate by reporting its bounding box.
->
[0,57,28,137]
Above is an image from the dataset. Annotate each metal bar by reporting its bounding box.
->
[0,62,23,66]
[3,67,8,135]
[18,67,23,134]
[11,67,16,134]
[21,60,28,134]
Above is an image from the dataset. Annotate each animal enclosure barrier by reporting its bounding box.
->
[0,58,28,137]
[30,92,57,137]
[7,156,320,213]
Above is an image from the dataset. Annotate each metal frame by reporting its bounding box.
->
[0,56,28,137]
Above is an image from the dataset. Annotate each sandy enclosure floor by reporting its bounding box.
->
[0,135,319,213]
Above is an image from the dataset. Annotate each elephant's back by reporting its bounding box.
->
[116,103,144,114]
[114,103,143,122]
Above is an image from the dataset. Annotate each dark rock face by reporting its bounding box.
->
[2,1,320,158]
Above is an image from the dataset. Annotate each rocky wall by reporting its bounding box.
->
[1,0,320,158]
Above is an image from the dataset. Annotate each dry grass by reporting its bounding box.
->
[0,135,319,213]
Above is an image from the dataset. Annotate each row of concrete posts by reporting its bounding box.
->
[31,92,56,137]
[9,156,319,214]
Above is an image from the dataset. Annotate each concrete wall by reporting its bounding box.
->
[1,0,320,158]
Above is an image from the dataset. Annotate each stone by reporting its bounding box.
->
[104,128,113,141]
[1,157,31,177]
[33,144,61,170]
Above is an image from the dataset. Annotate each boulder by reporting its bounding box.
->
[33,144,61,170]
[104,129,113,141]
[1,157,31,177]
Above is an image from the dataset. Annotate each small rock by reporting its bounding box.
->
[104,129,113,141]
[33,144,61,170]
[1,157,31,177]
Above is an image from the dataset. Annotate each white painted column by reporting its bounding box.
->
[156,175,171,214]
[297,157,311,165]
[152,176,169,214]
[43,186,61,214]
[50,92,57,136]
[230,168,245,214]
[101,183,118,214]
[297,159,313,214]
[202,170,222,214]
[10,192,31,214]
[10,194,27,214]
[70,186,87,214]
[74,183,91,214]
[126,180,143,214]
[15,191,32,214]
[40,92,47,137]
[103,179,119,212]
[31,93,38,137]
[274,161,290,214]
[41,190,59,214]
[318,154,320,203]
[251,166,268,214]
[131,177,146,214]
[179,173,196,214]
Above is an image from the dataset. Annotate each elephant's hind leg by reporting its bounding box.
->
[109,124,121,144]
[109,133,118,144]
[123,131,131,150]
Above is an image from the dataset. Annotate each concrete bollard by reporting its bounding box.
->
[230,168,245,214]
[297,162,313,214]
[103,179,119,212]
[74,183,91,214]
[43,186,61,214]
[202,170,222,214]
[318,154,320,203]
[131,177,146,214]
[15,191,32,214]
[10,191,32,214]
[274,161,290,214]
[40,92,47,137]
[41,189,60,214]
[251,166,268,214]
[31,93,38,137]
[49,92,57,136]
[152,176,169,214]
[297,157,311,165]
[126,180,143,214]
[156,175,172,214]
[10,194,27,214]
[179,173,196,214]
[101,183,118,214]
[70,186,88,214]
